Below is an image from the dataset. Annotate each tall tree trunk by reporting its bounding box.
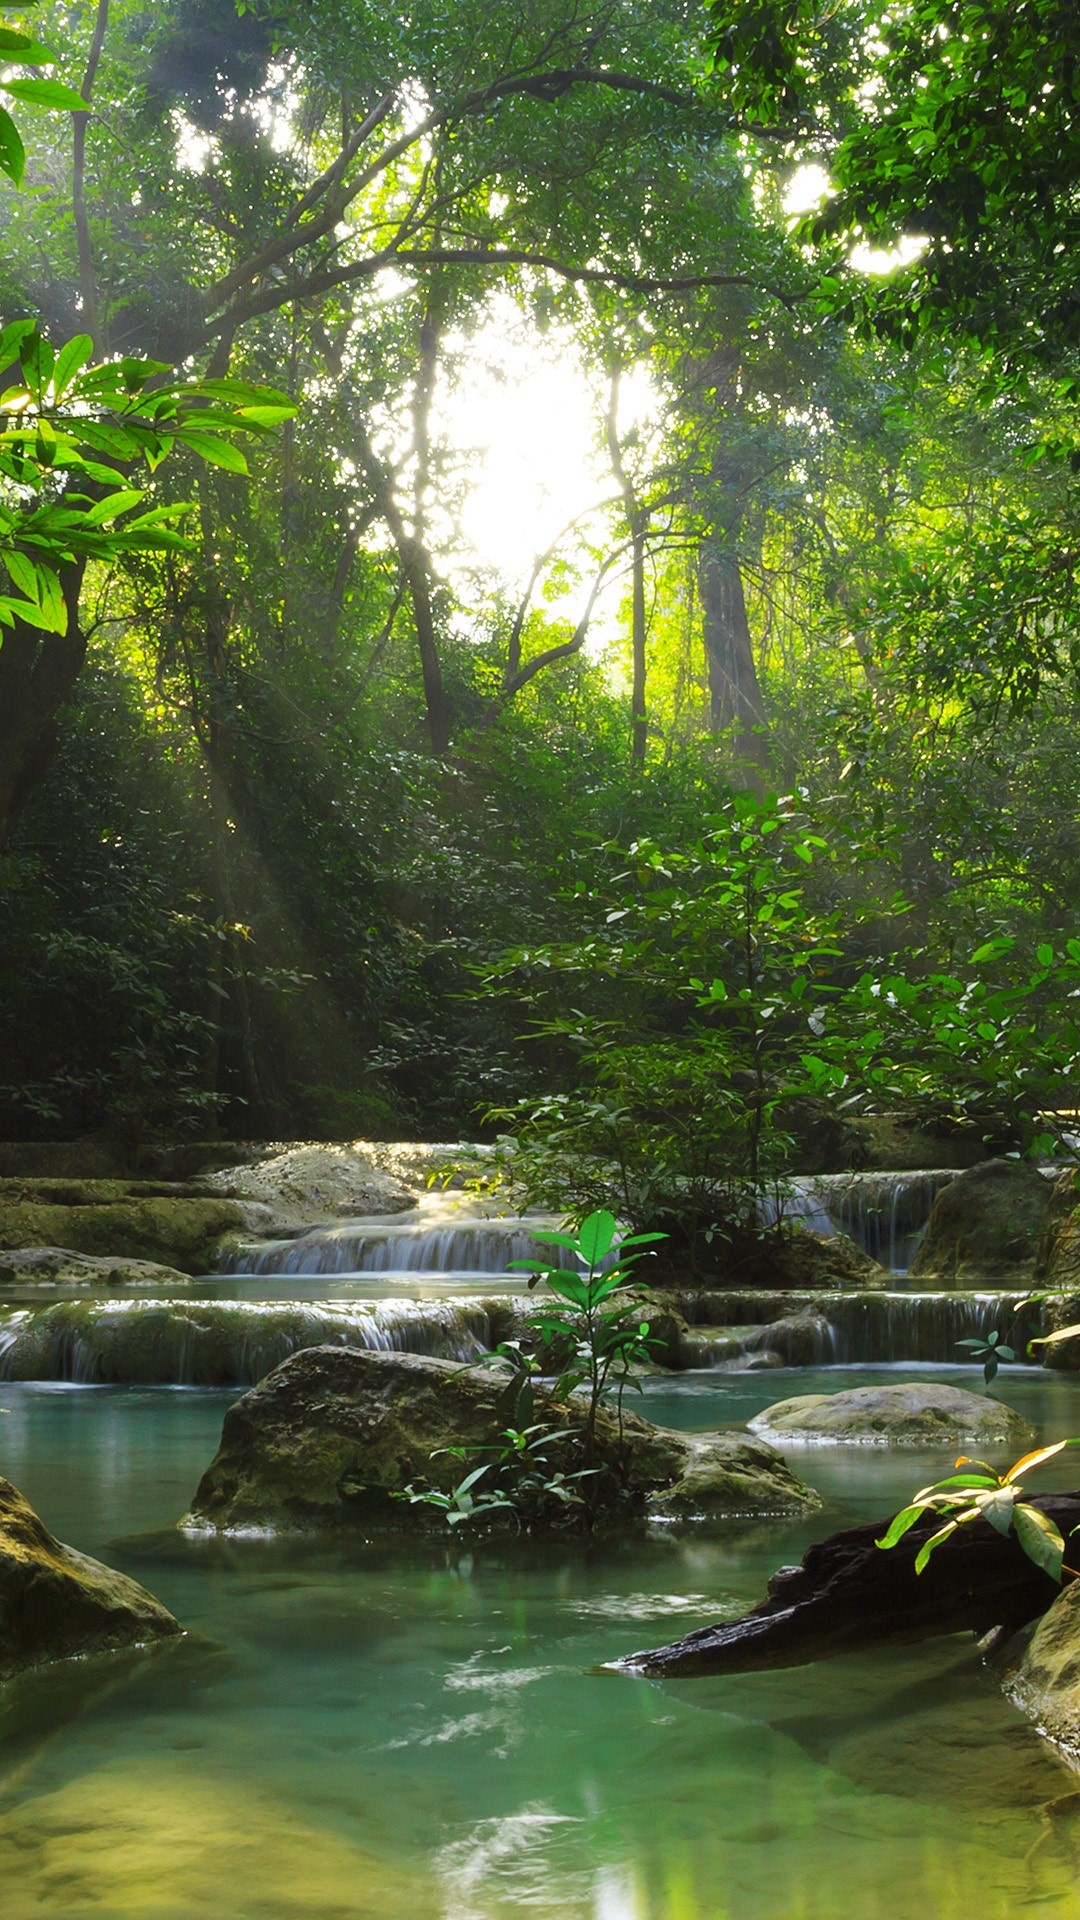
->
[0,564,88,849]
[699,547,766,752]
[629,518,648,770]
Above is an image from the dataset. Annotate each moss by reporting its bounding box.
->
[0,1477,181,1680]
[0,1198,246,1273]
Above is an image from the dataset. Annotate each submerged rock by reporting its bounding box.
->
[182,1345,820,1533]
[0,1476,181,1680]
[747,1381,1035,1447]
[1003,1580,1080,1757]
[0,1248,193,1289]
[908,1158,1052,1286]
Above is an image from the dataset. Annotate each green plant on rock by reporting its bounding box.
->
[877,1442,1080,1582]
[397,1423,598,1532]
[510,1207,665,1473]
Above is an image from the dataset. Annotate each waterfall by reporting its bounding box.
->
[677,1288,1036,1367]
[760,1171,958,1270]
[0,1297,529,1387]
[220,1218,579,1278]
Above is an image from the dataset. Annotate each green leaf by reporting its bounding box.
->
[577,1210,618,1265]
[875,1503,926,1550]
[0,104,25,186]
[975,1486,1017,1534]
[1013,1504,1064,1582]
[51,333,93,398]
[2,78,87,110]
[176,429,249,473]
[914,1520,959,1573]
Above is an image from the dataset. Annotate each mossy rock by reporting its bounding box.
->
[748,1381,1035,1448]
[183,1345,820,1534]
[1003,1580,1080,1757]
[908,1159,1052,1286]
[0,1198,247,1274]
[0,1248,193,1288]
[0,1476,181,1681]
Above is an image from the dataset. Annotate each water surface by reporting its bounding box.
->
[3,1370,1080,1918]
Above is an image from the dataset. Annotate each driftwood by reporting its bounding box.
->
[614,1491,1080,1677]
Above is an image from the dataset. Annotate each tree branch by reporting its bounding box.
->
[71,0,110,349]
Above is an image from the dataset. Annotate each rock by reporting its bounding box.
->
[202,1143,416,1226]
[747,1381,1035,1447]
[756,1229,892,1291]
[908,1158,1052,1285]
[0,1248,193,1288]
[0,1765,425,1918]
[845,1113,995,1172]
[1033,1172,1080,1292]
[1035,1292,1080,1370]
[0,1477,181,1681]
[0,1186,248,1275]
[182,1345,820,1533]
[613,1493,1080,1677]
[1003,1580,1080,1756]
[0,1297,500,1385]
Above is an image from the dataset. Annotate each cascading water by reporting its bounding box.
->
[675,1288,1037,1368]
[220,1202,580,1280]
[0,1296,530,1386]
[761,1170,958,1270]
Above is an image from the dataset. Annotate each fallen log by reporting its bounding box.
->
[613,1491,1080,1676]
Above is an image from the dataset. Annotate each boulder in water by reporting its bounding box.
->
[0,1476,181,1680]
[908,1158,1051,1285]
[0,1248,193,1288]
[748,1381,1035,1447]
[750,1229,891,1291]
[1002,1580,1080,1756]
[182,1345,820,1533]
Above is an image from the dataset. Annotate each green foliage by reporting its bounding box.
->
[955,1330,1015,1388]
[397,1212,665,1534]
[510,1208,666,1474]
[877,1442,1079,1583]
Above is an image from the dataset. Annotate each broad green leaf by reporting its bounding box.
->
[79,489,145,526]
[52,333,93,398]
[0,590,63,631]
[914,1520,958,1573]
[0,28,55,54]
[525,1231,581,1252]
[2,78,86,110]
[577,1210,618,1265]
[0,104,25,186]
[176,429,249,473]
[875,1503,925,1550]
[4,546,39,602]
[1013,1504,1064,1582]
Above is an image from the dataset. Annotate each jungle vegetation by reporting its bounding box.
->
[1,0,1078,1205]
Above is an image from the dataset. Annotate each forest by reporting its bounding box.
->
[1,0,1077,1181]
[2,3,1080,1918]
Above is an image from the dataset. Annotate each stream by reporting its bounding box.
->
[3,1175,1080,1916]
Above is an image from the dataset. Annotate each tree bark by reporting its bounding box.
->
[699,547,766,748]
[612,1494,1080,1677]
[0,564,88,849]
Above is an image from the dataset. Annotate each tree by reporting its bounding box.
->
[702,0,1080,364]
